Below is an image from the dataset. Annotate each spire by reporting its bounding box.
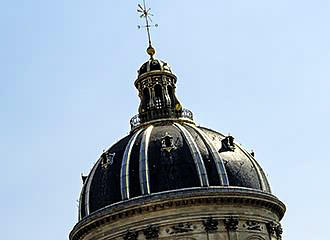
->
[137,0,158,59]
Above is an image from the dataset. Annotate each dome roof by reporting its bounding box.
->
[79,121,271,220]
[138,58,172,77]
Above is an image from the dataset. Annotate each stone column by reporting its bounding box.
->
[149,87,155,108]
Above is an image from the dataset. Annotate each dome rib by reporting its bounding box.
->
[139,125,154,195]
[197,127,269,192]
[120,129,144,200]
[85,158,102,216]
[173,123,209,187]
[238,146,272,193]
[78,181,87,220]
[185,123,229,186]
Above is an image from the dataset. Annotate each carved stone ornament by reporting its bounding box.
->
[143,225,160,239]
[203,217,219,233]
[275,224,283,240]
[123,230,138,240]
[166,223,195,235]
[101,152,115,169]
[224,217,239,231]
[266,222,276,235]
[245,221,262,231]
[161,133,176,152]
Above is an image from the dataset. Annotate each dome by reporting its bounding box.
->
[79,121,271,220]
[138,58,172,77]
[71,6,286,240]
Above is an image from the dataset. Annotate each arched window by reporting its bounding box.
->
[167,85,175,107]
[143,88,150,109]
[154,84,162,98]
[154,84,163,109]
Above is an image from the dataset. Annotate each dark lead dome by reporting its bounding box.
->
[78,121,271,220]
[78,54,273,221]
[138,58,172,76]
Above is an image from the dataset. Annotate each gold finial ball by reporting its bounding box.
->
[147,46,156,58]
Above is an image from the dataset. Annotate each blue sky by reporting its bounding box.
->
[1,0,329,239]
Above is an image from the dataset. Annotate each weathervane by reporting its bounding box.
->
[137,0,158,59]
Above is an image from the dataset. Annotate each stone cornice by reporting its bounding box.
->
[70,187,285,240]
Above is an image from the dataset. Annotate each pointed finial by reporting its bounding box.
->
[137,0,158,59]
[251,150,255,157]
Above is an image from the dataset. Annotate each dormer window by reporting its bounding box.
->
[219,136,236,153]
[161,133,176,152]
[101,152,116,169]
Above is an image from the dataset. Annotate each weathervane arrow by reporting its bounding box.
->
[137,0,158,58]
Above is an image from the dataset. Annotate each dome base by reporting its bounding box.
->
[70,187,285,240]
